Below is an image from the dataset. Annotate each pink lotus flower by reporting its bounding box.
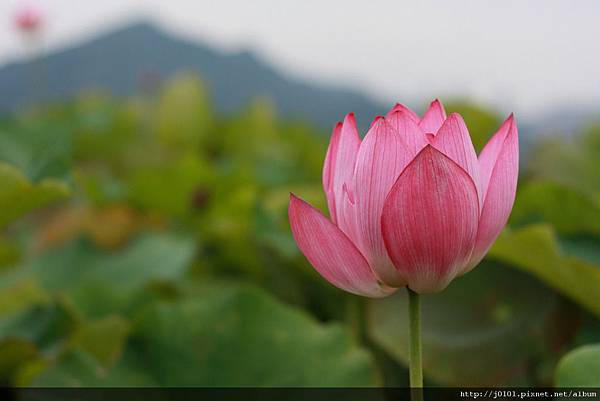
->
[15,6,43,33]
[289,100,518,295]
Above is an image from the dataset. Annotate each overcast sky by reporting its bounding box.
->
[1,0,599,117]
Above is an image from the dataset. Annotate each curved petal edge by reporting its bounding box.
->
[381,146,479,293]
[322,114,361,224]
[419,99,447,134]
[289,194,395,298]
[351,117,412,287]
[432,112,482,210]
[465,115,519,271]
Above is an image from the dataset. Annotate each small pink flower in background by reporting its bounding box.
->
[15,5,43,33]
[289,100,518,295]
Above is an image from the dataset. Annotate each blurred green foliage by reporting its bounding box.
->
[0,73,599,387]
[555,344,600,386]
[370,261,557,386]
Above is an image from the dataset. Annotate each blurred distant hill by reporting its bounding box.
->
[0,21,385,129]
[1,21,598,135]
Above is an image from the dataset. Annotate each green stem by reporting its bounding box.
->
[408,287,423,400]
[346,296,366,344]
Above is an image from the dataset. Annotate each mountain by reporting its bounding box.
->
[0,22,385,129]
